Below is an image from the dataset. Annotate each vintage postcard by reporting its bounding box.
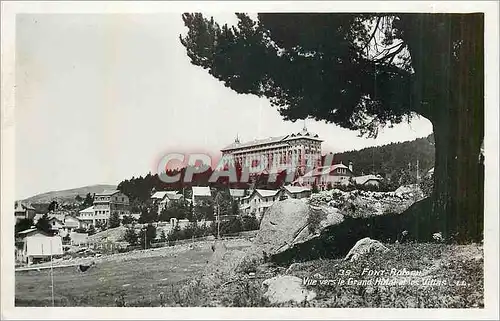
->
[1,1,498,320]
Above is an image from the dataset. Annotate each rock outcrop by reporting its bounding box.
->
[344,237,389,262]
[249,199,343,258]
[262,275,317,304]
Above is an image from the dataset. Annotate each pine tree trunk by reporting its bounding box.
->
[430,14,484,242]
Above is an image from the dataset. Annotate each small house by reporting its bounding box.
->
[239,189,281,219]
[191,186,212,206]
[281,185,312,199]
[295,162,355,190]
[353,174,383,188]
[17,228,63,265]
[14,202,36,222]
[158,192,184,215]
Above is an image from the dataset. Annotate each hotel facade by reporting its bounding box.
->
[220,125,323,176]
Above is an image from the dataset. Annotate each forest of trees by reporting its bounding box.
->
[332,134,435,188]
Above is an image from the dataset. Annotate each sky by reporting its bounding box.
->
[15,13,433,200]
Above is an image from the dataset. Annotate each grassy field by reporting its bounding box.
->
[16,242,484,308]
[16,246,214,307]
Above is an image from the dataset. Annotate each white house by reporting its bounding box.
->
[59,215,81,237]
[78,206,95,228]
[281,185,312,199]
[296,162,355,190]
[14,203,36,223]
[229,189,246,200]
[93,190,130,223]
[353,174,383,188]
[192,186,212,206]
[151,191,169,203]
[155,191,184,215]
[17,228,63,265]
[239,189,281,219]
[48,217,65,232]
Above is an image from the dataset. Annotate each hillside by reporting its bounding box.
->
[21,184,117,204]
[331,134,435,186]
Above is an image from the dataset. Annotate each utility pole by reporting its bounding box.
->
[217,201,220,240]
[416,159,420,185]
[49,239,55,307]
[214,193,221,240]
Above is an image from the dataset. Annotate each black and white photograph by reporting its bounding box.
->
[1,1,498,319]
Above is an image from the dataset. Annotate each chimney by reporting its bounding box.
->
[348,161,353,173]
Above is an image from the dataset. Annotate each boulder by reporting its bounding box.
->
[262,275,316,304]
[251,199,344,258]
[344,237,389,262]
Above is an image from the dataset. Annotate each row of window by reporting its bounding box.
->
[82,210,128,216]
[95,196,127,202]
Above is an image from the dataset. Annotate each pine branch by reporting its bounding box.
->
[362,17,382,53]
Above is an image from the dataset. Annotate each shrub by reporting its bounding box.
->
[159,230,167,242]
[62,235,71,244]
[222,280,271,307]
[121,215,135,225]
[124,227,138,246]
[241,214,260,231]
[138,224,157,249]
[87,225,96,236]
[420,173,434,197]
[237,256,260,274]
[109,212,121,228]
[307,207,326,234]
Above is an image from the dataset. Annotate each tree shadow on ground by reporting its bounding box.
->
[271,197,435,266]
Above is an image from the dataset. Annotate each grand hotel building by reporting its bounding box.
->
[220,125,323,175]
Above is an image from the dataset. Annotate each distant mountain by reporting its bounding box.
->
[20,184,117,204]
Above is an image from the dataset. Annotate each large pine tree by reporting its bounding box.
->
[180,13,484,242]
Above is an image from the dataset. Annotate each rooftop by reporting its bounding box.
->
[229,189,246,197]
[79,206,94,213]
[302,163,351,177]
[255,189,281,198]
[151,191,169,199]
[95,190,120,196]
[192,186,212,197]
[354,174,383,185]
[221,126,322,152]
[283,185,311,194]
[15,202,35,212]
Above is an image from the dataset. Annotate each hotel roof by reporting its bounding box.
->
[221,127,322,152]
